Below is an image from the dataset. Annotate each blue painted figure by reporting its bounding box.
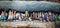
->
[44,12,48,22]
[52,13,55,22]
[40,12,43,22]
[58,14,60,21]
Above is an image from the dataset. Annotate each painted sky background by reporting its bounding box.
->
[0,1,60,12]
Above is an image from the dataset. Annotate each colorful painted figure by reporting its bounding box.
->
[1,11,6,21]
[13,11,16,20]
[16,12,21,20]
[40,12,43,22]
[25,11,29,17]
[8,10,14,20]
[32,12,37,20]
[25,11,29,20]
[44,12,48,22]
[48,12,52,21]
[52,13,55,21]
[58,14,60,21]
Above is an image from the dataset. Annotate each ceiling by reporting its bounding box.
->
[0,1,60,12]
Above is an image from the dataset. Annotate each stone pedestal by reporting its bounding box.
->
[0,21,55,28]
